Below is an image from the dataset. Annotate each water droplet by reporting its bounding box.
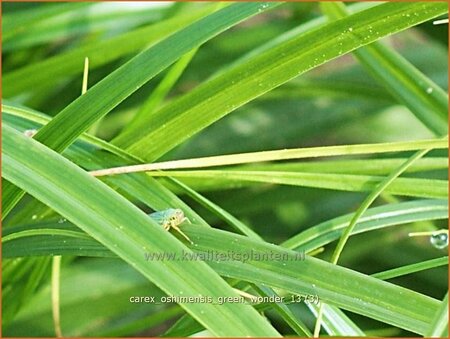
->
[58,218,66,224]
[24,129,37,137]
[430,231,448,249]
[426,87,433,94]
[348,27,353,32]
[32,215,37,220]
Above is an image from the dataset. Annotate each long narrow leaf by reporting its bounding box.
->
[3,2,280,217]
[2,124,280,337]
[2,4,220,97]
[2,219,440,335]
[125,2,447,159]
[426,293,449,337]
[143,170,448,199]
[321,2,448,135]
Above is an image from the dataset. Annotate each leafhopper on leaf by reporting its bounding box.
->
[149,208,193,244]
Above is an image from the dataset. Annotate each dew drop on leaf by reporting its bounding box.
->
[24,129,37,137]
[430,232,448,249]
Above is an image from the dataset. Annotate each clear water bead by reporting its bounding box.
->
[430,231,448,249]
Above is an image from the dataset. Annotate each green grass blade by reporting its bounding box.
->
[90,138,448,175]
[315,148,434,336]
[32,2,281,154]
[308,304,365,336]
[2,107,209,228]
[233,158,448,176]
[371,257,448,280]
[2,4,219,97]
[2,257,52,327]
[4,101,447,170]
[125,2,448,160]
[2,229,90,243]
[115,47,199,143]
[321,2,448,136]
[189,226,440,335]
[165,178,305,335]
[165,177,262,239]
[2,124,281,337]
[2,2,91,42]
[280,199,448,252]
[2,2,447,335]
[4,221,440,335]
[5,258,184,336]
[1,116,308,335]
[253,284,312,337]
[4,3,169,52]
[331,149,433,265]
[144,170,448,199]
[2,102,137,162]
[426,293,449,337]
[2,2,281,219]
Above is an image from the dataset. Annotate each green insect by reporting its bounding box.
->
[149,208,193,244]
